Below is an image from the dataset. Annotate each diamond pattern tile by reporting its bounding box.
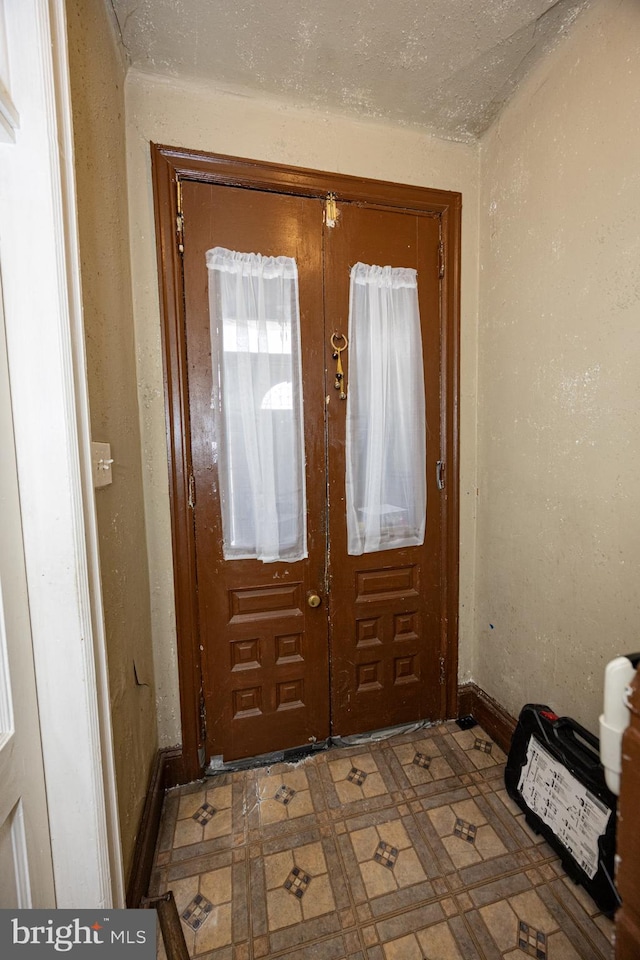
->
[373,840,399,869]
[412,751,431,769]
[182,893,213,931]
[474,737,493,754]
[347,767,368,786]
[283,866,311,898]
[274,784,296,805]
[518,920,548,958]
[453,818,477,844]
[191,801,216,825]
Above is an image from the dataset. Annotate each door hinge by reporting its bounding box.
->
[176,178,184,255]
[436,460,445,490]
[188,473,196,509]
[438,239,445,279]
[324,192,339,228]
[439,656,446,685]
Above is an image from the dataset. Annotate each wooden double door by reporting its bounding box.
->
[153,148,460,772]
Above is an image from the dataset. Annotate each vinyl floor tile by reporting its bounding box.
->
[150,721,614,959]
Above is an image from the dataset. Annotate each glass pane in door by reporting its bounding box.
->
[207,246,307,563]
[345,262,426,555]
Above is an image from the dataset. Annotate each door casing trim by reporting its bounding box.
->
[0,0,124,905]
[151,143,462,782]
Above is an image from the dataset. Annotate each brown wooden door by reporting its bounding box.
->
[182,182,330,762]
[180,176,447,764]
[614,667,640,959]
[325,204,442,735]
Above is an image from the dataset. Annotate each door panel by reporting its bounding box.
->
[182,182,329,761]
[325,205,443,735]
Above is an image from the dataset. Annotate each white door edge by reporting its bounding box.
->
[0,0,124,907]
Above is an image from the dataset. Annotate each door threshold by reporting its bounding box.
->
[331,717,437,748]
[205,739,330,776]
[205,718,439,776]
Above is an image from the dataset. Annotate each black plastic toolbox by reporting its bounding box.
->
[505,703,619,916]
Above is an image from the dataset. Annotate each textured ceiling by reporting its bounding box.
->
[109,0,591,141]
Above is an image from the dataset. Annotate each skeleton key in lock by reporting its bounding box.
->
[330,332,348,400]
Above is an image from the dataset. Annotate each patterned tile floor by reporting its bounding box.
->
[149,721,615,959]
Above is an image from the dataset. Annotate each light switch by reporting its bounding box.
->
[92,441,113,488]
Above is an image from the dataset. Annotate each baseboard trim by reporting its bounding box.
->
[457,682,517,754]
[126,747,183,908]
[164,747,186,788]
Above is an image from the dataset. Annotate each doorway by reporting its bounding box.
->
[152,146,461,779]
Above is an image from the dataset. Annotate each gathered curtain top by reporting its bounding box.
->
[350,262,417,289]
[206,246,298,280]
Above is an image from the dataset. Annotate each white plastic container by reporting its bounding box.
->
[599,655,639,796]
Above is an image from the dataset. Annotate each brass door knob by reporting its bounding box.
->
[307,592,322,608]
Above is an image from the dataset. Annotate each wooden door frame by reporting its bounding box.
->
[151,143,462,783]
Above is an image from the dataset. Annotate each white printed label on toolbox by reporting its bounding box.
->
[517,736,610,879]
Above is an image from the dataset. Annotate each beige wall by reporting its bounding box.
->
[70,0,635,770]
[66,0,157,883]
[124,71,481,745]
[67,0,635,778]
[476,0,640,732]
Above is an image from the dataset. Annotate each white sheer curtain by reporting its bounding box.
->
[207,247,307,563]
[346,262,426,555]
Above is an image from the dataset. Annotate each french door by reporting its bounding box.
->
[152,147,460,776]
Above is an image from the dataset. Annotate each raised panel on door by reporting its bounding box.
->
[325,204,443,736]
[181,182,329,762]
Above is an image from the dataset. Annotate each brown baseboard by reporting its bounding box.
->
[164,747,186,788]
[457,682,517,754]
[457,683,475,721]
[126,746,183,908]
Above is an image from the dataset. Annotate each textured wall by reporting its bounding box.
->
[111,0,590,141]
[66,0,158,883]
[476,0,640,732]
[124,72,481,745]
